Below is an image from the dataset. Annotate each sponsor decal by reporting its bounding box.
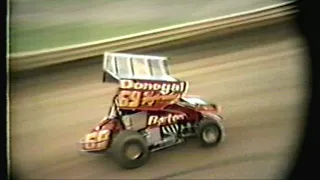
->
[147,113,186,126]
[119,79,187,95]
[82,130,110,151]
[117,80,188,109]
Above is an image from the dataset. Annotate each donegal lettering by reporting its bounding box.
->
[119,79,188,95]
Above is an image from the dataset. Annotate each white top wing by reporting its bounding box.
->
[103,52,177,81]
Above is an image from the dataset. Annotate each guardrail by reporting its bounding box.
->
[9,1,297,72]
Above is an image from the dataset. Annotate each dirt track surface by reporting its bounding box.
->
[10,22,308,179]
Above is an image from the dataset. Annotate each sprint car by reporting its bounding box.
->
[79,53,225,169]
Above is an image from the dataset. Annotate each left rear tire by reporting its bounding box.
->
[110,130,150,169]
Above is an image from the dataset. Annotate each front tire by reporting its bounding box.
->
[197,118,225,147]
[110,130,150,169]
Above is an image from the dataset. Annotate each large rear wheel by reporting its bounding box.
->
[110,130,150,169]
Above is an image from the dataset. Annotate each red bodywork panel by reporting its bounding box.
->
[80,102,219,152]
[80,119,123,151]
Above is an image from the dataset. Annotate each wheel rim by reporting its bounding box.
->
[125,143,143,160]
[202,126,219,143]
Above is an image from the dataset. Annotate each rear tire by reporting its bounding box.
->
[197,119,225,147]
[110,130,150,169]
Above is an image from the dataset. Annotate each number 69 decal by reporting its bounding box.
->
[84,130,110,150]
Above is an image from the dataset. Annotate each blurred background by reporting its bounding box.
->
[11,0,285,53]
[9,0,309,179]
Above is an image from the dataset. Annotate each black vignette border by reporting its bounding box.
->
[287,0,318,180]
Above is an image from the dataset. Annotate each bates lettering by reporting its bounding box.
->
[147,114,186,126]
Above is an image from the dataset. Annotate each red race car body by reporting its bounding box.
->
[78,53,225,169]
